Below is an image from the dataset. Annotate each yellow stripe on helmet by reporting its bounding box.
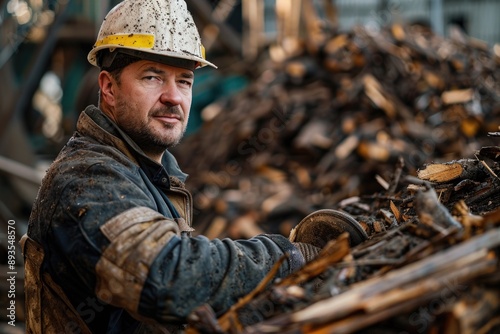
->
[95,34,155,49]
[200,44,206,60]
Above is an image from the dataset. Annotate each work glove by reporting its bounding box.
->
[290,209,368,262]
[292,242,321,262]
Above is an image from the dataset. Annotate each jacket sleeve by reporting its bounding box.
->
[94,205,304,323]
[142,233,303,321]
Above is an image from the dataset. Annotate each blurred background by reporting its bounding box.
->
[1,0,500,331]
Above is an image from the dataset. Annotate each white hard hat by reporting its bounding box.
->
[87,0,216,70]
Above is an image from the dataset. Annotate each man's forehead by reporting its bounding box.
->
[134,60,194,77]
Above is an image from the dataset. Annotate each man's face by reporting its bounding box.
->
[109,60,194,158]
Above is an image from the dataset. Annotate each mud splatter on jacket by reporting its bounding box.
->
[25,106,305,333]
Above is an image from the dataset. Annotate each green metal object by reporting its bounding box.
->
[188,66,249,135]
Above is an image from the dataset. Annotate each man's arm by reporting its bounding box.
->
[46,161,304,324]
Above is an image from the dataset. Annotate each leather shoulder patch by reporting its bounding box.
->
[100,206,167,241]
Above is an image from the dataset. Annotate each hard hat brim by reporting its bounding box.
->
[88,45,217,70]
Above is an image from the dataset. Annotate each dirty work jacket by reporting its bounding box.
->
[24,105,305,334]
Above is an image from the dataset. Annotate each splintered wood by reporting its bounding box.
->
[173,20,500,334]
[184,149,500,334]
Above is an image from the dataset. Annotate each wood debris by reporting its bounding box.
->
[184,151,500,333]
[173,22,500,239]
[172,21,500,334]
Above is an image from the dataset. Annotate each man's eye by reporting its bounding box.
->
[179,80,193,87]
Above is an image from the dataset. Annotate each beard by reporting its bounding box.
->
[116,102,188,158]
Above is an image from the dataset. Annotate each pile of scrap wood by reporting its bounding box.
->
[172,20,500,334]
[173,21,500,239]
[184,145,500,333]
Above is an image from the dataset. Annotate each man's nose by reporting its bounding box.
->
[159,81,183,106]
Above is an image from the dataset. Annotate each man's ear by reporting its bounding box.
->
[98,71,116,107]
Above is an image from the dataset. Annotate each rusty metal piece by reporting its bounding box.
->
[289,209,369,248]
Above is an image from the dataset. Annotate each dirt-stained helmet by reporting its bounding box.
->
[87,0,216,70]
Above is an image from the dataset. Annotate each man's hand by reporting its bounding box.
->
[291,242,321,262]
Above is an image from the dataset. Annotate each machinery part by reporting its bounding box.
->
[289,209,369,248]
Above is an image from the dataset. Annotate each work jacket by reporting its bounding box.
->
[24,106,305,333]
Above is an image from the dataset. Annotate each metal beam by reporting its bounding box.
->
[185,0,242,56]
[430,0,444,36]
[0,155,43,185]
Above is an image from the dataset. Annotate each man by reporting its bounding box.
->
[22,1,329,333]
